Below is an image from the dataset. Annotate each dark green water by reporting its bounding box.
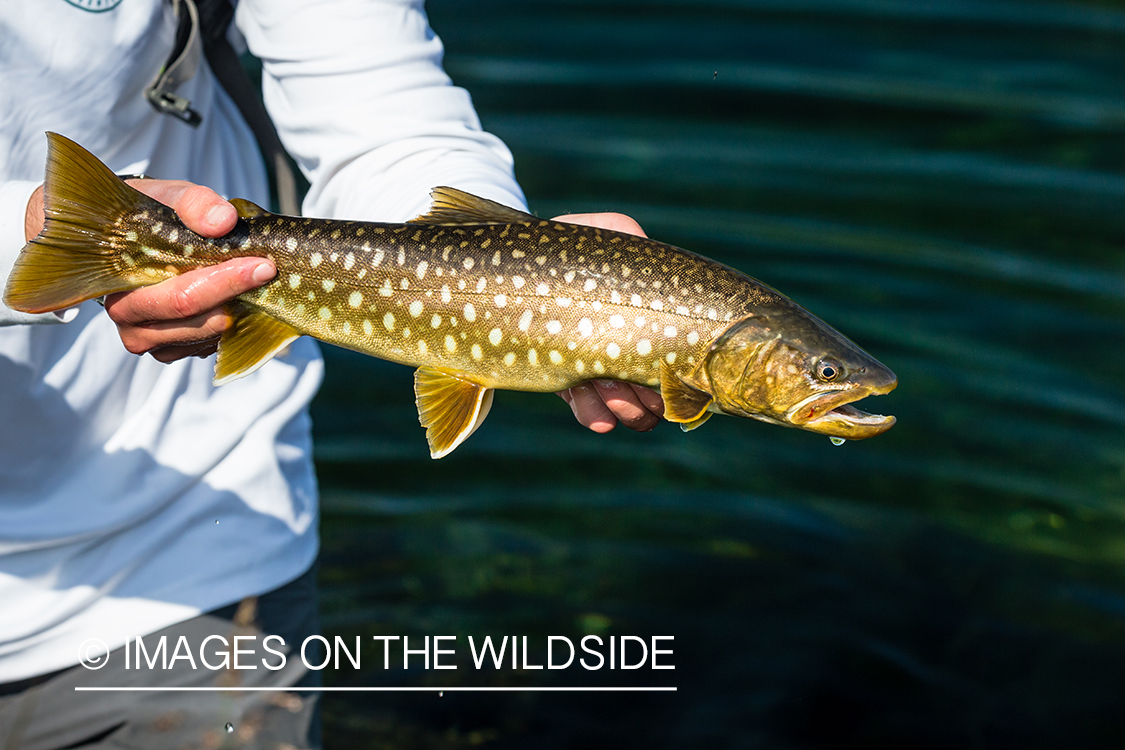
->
[310,1,1125,747]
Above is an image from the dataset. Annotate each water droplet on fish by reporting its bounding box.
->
[224,723,234,734]
[438,691,444,697]
[830,437,846,446]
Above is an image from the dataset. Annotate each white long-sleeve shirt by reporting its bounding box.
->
[0,0,525,682]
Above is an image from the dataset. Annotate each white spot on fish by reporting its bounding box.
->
[445,335,457,353]
[464,303,477,322]
[575,360,585,374]
[432,314,442,328]
[349,291,363,307]
[637,339,652,355]
[418,340,428,355]
[463,257,475,270]
[686,331,700,345]
[593,360,605,374]
[556,297,572,307]
[651,300,664,311]
[635,316,646,327]
[494,294,507,308]
[342,321,351,334]
[383,312,395,330]
[322,279,336,292]
[380,279,393,297]
[577,318,593,337]
[125,231,138,242]
[564,270,576,283]
[489,328,503,346]
[286,237,298,251]
[310,252,323,268]
[664,325,677,337]
[546,320,562,335]
[319,307,332,320]
[409,300,424,317]
[344,253,355,270]
[606,343,621,359]
[666,352,677,364]
[518,310,534,332]
[583,278,597,292]
[416,261,428,279]
[549,350,563,365]
[440,285,451,303]
[609,315,625,329]
[631,294,643,306]
[528,349,539,365]
[397,249,405,266]
[363,319,374,336]
[373,249,384,266]
[471,343,483,360]
[168,229,178,242]
[503,352,516,366]
[288,274,301,289]
[512,276,525,289]
[536,283,549,295]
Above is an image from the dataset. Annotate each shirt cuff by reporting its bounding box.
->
[0,180,80,325]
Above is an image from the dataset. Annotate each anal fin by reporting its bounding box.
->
[414,367,495,459]
[659,361,714,424]
[214,305,301,385]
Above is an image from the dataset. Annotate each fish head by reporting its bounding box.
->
[703,305,897,440]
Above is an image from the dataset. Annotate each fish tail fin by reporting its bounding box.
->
[3,132,162,314]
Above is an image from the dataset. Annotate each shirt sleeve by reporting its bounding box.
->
[234,0,527,223]
[0,179,79,326]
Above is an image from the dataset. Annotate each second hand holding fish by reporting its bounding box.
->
[22,176,664,434]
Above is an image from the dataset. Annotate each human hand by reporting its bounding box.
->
[25,180,275,363]
[551,212,665,432]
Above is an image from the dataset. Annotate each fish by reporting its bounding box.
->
[5,133,897,458]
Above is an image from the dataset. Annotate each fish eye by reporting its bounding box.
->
[816,359,843,382]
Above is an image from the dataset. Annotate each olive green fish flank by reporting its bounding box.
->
[5,133,898,457]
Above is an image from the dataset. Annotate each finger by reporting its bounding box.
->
[104,257,275,327]
[126,179,237,238]
[630,383,665,417]
[115,309,232,356]
[592,379,661,432]
[149,339,220,364]
[559,382,619,433]
[551,213,648,238]
[24,185,45,242]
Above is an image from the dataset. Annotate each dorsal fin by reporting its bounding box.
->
[408,187,536,226]
[230,198,271,219]
[659,361,714,423]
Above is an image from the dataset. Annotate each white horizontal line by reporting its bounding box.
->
[75,686,676,692]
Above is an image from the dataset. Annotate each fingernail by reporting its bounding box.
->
[206,204,232,230]
[251,261,275,285]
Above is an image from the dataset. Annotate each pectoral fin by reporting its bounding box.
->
[214,305,301,385]
[414,367,495,459]
[679,411,713,432]
[659,361,714,424]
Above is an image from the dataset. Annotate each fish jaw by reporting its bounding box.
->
[784,378,897,440]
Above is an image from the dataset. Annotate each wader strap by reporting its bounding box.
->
[144,0,302,216]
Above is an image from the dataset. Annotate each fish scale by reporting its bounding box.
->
[5,133,897,458]
[237,217,753,392]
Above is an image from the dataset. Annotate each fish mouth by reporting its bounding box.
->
[786,381,897,440]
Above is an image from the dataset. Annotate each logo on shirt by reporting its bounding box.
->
[63,0,125,11]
